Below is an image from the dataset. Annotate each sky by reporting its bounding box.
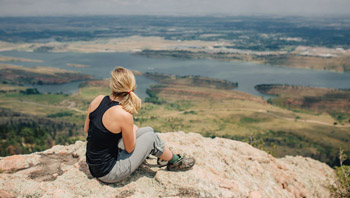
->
[0,0,349,17]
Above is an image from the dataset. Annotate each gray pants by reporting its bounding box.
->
[97,127,165,184]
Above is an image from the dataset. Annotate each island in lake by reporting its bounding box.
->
[66,63,89,68]
[0,64,93,85]
[0,55,43,63]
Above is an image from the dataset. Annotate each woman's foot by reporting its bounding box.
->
[166,154,195,171]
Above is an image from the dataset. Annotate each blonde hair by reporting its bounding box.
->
[110,66,141,114]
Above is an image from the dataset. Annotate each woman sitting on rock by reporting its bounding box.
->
[84,66,195,183]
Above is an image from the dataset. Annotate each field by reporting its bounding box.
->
[255,84,350,124]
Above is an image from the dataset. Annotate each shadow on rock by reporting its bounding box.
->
[78,160,158,187]
[28,153,79,182]
[78,160,95,179]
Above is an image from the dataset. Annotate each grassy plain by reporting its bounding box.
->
[255,84,350,124]
[0,73,349,166]
[132,80,349,166]
[134,73,350,166]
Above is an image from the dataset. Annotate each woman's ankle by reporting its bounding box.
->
[158,146,173,161]
[168,153,180,164]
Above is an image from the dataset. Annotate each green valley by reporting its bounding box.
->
[0,71,348,167]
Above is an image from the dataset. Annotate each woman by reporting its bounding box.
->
[84,66,195,184]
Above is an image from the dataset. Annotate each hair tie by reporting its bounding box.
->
[128,90,132,94]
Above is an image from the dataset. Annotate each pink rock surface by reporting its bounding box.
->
[0,132,334,197]
[0,154,40,173]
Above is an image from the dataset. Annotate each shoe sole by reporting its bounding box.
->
[167,165,194,171]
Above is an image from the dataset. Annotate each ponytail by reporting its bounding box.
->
[110,66,142,114]
[119,91,141,114]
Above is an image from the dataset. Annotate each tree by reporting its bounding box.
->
[328,148,350,198]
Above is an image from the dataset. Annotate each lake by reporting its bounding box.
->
[1,51,350,99]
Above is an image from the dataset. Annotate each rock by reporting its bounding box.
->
[249,191,262,198]
[0,190,15,198]
[0,154,40,173]
[0,132,335,198]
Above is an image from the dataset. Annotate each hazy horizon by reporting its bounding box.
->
[1,13,350,18]
[0,0,349,17]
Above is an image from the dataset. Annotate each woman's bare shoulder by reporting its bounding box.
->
[113,106,132,117]
[88,95,106,113]
[109,105,133,123]
[92,95,105,102]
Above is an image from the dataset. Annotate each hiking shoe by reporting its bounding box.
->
[166,154,195,171]
[157,157,168,168]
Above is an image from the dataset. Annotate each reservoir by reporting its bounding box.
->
[1,51,349,99]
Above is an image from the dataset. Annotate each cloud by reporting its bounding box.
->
[0,0,349,16]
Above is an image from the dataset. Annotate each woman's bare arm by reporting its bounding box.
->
[84,111,90,134]
[119,112,136,153]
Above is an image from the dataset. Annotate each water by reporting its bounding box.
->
[1,51,350,99]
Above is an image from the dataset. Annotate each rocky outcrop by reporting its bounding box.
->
[0,132,334,198]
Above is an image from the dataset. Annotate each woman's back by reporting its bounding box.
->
[86,95,123,178]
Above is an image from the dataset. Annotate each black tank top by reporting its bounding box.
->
[86,95,122,178]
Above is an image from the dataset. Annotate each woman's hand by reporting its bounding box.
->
[133,124,139,134]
